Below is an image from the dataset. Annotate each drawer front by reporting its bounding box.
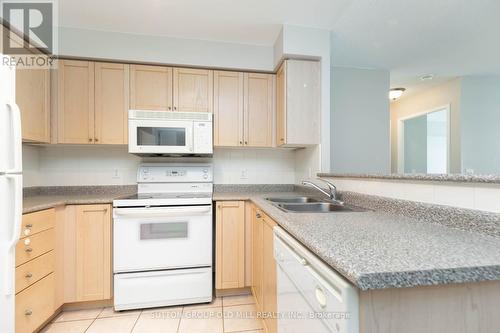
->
[16,228,54,267]
[16,273,55,333]
[21,208,55,239]
[15,251,55,294]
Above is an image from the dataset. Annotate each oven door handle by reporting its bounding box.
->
[114,206,211,218]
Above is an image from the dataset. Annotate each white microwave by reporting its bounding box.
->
[128,110,213,156]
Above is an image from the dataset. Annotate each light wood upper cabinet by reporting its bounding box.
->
[214,71,275,148]
[276,59,320,147]
[16,66,50,143]
[213,71,244,146]
[95,62,130,144]
[75,204,111,301]
[215,201,246,290]
[173,68,213,112]
[244,73,274,147]
[56,60,95,144]
[130,64,173,110]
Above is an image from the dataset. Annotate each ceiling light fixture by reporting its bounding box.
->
[420,74,434,81]
[389,88,406,100]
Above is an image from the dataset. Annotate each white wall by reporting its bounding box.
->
[22,145,296,187]
[321,176,500,213]
[331,67,390,173]
[460,76,500,174]
[59,27,274,71]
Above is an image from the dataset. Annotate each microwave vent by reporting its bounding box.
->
[129,110,212,121]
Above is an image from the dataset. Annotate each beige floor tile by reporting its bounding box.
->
[86,315,138,333]
[230,331,263,333]
[52,308,103,322]
[183,297,222,310]
[98,306,142,319]
[132,308,182,333]
[222,294,255,307]
[223,304,263,332]
[178,307,223,333]
[40,320,93,333]
[141,306,183,314]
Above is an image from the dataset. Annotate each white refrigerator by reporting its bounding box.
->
[0,56,23,333]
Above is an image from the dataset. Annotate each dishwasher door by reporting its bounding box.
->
[274,227,359,333]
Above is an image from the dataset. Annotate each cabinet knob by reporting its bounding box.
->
[256,213,261,218]
[25,224,33,228]
[239,141,243,145]
[244,141,248,145]
[25,309,33,316]
[173,106,177,111]
[25,247,33,253]
[25,272,33,278]
[168,106,172,111]
[88,138,93,142]
[95,138,99,142]
[280,138,285,142]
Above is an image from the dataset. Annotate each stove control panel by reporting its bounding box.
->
[137,164,213,183]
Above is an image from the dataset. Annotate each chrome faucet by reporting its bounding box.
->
[302,179,341,203]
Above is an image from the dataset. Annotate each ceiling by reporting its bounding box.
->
[59,0,500,93]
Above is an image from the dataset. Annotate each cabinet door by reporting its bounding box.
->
[213,71,244,147]
[173,68,213,112]
[75,204,111,301]
[95,62,130,144]
[262,217,277,333]
[130,64,172,110]
[57,60,95,144]
[16,66,50,143]
[244,73,274,147]
[215,201,245,289]
[276,62,287,146]
[252,208,264,310]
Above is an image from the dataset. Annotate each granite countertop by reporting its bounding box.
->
[23,186,136,214]
[24,185,500,291]
[214,190,500,290]
[317,172,500,184]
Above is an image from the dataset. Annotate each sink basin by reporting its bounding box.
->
[276,202,367,213]
[265,197,321,204]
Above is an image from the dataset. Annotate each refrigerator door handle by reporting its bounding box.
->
[5,102,22,174]
[3,174,22,296]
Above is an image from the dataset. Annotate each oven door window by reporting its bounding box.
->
[140,222,188,240]
[136,127,186,146]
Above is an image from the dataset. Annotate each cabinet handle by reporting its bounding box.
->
[25,247,33,253]
[25,310,33,316]
[25,272,33,278]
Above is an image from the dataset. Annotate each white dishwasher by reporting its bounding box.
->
[274,227,359,333]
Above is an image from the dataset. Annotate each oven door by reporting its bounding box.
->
[128,119,193,154]
[113,205,212,273]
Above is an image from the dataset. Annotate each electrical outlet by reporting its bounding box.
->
[112,169,121,180]
[240,169,248,180]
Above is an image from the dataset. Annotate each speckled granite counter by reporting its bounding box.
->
[214,189,500,290]
[23,186,137,214]
[317,172,500,184]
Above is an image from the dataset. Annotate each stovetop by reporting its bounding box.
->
[113,191,213,207]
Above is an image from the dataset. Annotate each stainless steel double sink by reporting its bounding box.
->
[265,196,367,213]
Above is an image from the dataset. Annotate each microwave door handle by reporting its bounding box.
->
[114,206,211,218]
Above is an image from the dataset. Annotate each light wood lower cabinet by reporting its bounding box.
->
[15,209,56,333]
[215,201,246,290]
[15,273,55,333]
[74,204,112,301]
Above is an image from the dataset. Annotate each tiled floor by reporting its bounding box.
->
[41,294,263,333]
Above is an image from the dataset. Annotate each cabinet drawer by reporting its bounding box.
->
[15,251,54,294]
[21,208,55,239]
[16,273,55,333]
[16,228,54,267]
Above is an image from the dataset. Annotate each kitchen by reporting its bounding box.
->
[1,1,500,333]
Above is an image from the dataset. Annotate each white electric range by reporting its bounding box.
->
[113,163,213,311]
